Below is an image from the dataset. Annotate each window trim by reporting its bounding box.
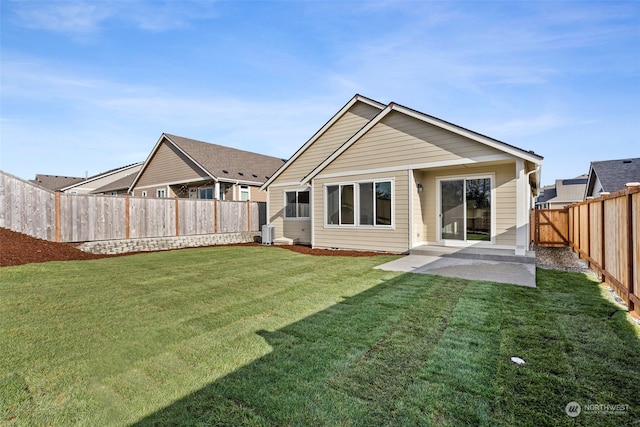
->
[156,189,166,198]
[323,178,394,228]
[284,189,311,220]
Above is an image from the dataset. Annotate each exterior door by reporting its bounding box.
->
[439,177,492,242]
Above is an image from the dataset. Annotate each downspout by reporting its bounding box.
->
[524,165,541,251]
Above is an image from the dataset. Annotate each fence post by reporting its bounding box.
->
[247,200,251,232]
[175,197,180,236]
[214,199,218,234]
[626,187,635,313]
[55,191,61,243]
[600,198,606,283]
[125,195,130,240]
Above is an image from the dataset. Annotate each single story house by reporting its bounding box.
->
[261,94,543,255]
[31,162,143,194]
[584,158,640,198]
[129,133,285,201]
[535,175,587,209]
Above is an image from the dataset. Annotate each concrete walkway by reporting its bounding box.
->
[374,247,536,287]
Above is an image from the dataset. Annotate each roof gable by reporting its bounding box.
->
[302,100,543,184]
[129,133,285,192]
[260,95,385,190]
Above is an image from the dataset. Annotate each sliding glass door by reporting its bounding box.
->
[439,177,491,242]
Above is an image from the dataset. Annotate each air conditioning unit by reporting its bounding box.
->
[262,224,275,245]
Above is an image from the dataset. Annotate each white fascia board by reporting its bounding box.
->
[260,95,386,191]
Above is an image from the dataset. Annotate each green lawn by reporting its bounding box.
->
[1,246,639,426]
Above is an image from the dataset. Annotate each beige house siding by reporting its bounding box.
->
[267,185,311,243]
[313,171,409,253]
[250,186,267,202]
[320,112,505,175]
[419,162,517,246]
[275,102,381,183]
[135,142,208,190]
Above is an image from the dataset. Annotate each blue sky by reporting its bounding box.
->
[1,1,638,186]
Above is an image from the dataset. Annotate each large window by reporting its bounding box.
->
[326,180,392,227]
[439,176,491,242]
[285,190,310,218]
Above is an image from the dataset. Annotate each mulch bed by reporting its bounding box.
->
[0,228,390,267]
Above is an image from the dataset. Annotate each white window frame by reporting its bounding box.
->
[323,178,394,228]
[240,185,250,201]
[157,189,166,198]
[436,173,495,244]
[284,189,311,219]
[141,191,147,197]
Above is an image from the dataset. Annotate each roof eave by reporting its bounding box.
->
[261,94,386,190]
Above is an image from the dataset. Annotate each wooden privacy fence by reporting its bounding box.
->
[532,184,639,315]
[530,208,569,247]
[0,171,266,243]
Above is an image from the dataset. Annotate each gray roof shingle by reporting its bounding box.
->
[164,134,286,183]
[588,158,640,195]
[31,174,85,191]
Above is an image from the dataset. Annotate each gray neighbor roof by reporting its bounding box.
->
[31,174,85,191]
[586,157,640,196]
[164,133,286,183]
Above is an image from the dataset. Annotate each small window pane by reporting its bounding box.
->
[375,181,392,225]
[199,188,213,199]
[240,186,250,201]
[285,192,297,218]
[327,186,339,225]
[297,191,310,218]
[359,182,374,225]
[341,185,354,225]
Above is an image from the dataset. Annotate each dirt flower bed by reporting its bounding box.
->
[1,228,390,267]
[0,228,108,266]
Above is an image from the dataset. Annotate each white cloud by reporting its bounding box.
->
[8,0,218,34]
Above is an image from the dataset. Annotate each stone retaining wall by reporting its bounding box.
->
[78,232,261,255]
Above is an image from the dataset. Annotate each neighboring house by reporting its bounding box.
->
[129,133,285,201]
[584,157,640,198]
[261,94,543,255]
[535,175,587,209]
[91,173,138,196]
[31,162,142,194]
[31,174,85,191]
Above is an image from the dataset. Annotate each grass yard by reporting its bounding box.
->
[1,246,639,426]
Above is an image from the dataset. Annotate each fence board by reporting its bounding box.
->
[1,170,267,243]
[533,185,639,316]
[531,208,568,246]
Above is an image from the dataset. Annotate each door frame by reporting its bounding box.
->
[436,173,495,246]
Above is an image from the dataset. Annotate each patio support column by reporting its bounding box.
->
[515,159,528,256]
[214,181,220,200]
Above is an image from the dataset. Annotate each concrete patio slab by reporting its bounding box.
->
[374,254,536,287]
